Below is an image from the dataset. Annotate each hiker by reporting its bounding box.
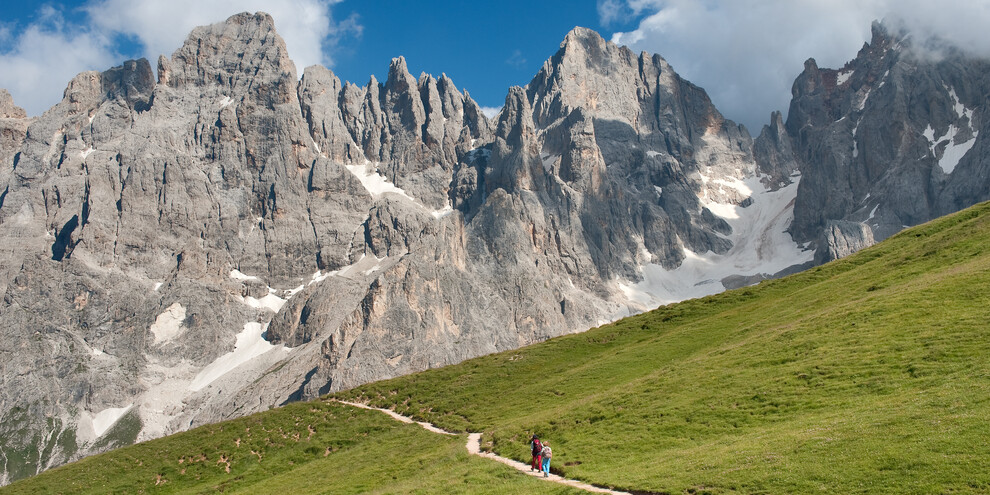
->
[529,434,542,471]
[540,440,552,477]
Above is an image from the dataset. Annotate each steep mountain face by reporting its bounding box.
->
[5,13,986,484]
[755,22,990,262]
[0,90,31,221]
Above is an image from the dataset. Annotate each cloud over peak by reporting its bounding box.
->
[0,0,360,116]
[608,0,990,132]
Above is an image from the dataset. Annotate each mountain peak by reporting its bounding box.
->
[389,56,411,78]
[165,11,295,90]
[561,26,605,46]
[228,11,275,28]
[867,19,901,52]
[385,55,417,95]
[557,26,611,63]
[0,89,26,119]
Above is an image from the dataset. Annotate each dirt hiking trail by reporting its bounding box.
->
[335,400,630,494]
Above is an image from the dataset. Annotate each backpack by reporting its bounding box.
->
[532,439,542,455]
[541,445,552,459]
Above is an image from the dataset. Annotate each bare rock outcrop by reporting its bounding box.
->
[763,22,990,254]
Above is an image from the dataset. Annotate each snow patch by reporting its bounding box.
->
[150,303,186,344]
[344,161,415,201]
[646,150,661,158]
[153,282,163,292]
[284,284,306,299]
[229,269,260,282]
[540,153,560,172]
[432,204,455,219]
[91,404,133,438]
[948,87,969,121]
[866,204,879,222]
[654,185,663,196]
[283,255,390,301]
[713,176,752,195]
[621,176,812,309]
[924,121,978,175]
[219,96,233,108]
[836,69,854,86]
[877,70,889,89]
[698,173,754,220]
[187,322,279,391]
[80,147,95,159]
[857,89,871,111]
[852,120,861,158]
[310,269,336,285]
[939,134,976,174]
[237,288,286,313]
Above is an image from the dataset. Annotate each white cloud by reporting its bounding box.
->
[597,0,628,27]
[505,49,527,68]
[0,7,119,117]
[611,0,990,132]
[480,106,502,119]
[0,0,359,117]
[84,0,359,71]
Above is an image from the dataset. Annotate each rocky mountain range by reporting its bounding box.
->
[0,13,986,483]
[763,22,990,263]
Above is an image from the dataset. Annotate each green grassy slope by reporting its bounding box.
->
[6,201,990,494]
[343,201,990,494]
[2,401,582,494]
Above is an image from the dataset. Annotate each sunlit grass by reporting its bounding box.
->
[3,401,582,494]
[344,201,990,494]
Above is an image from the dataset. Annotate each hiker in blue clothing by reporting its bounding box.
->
[540,441,552,477]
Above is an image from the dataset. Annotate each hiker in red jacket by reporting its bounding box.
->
[529,434,542,471]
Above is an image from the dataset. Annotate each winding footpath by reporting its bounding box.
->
[335,400,629,495]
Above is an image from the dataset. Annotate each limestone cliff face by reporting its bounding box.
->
[0,90,31,221]
[524,27,756,276]
[0,13,329,481]
[754,22,990,261]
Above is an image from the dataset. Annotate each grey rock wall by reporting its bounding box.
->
[770,22,990,249]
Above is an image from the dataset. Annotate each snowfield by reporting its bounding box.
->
[619,173,812,311]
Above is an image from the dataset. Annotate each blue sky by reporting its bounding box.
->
[329,1,638,114]
[2,1,988,131]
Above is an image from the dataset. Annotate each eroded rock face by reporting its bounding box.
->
[815,220,877,264]
[762,22,990,253]
[524,27,757,274]
[0,89,31,214]
[0,12,361,481]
